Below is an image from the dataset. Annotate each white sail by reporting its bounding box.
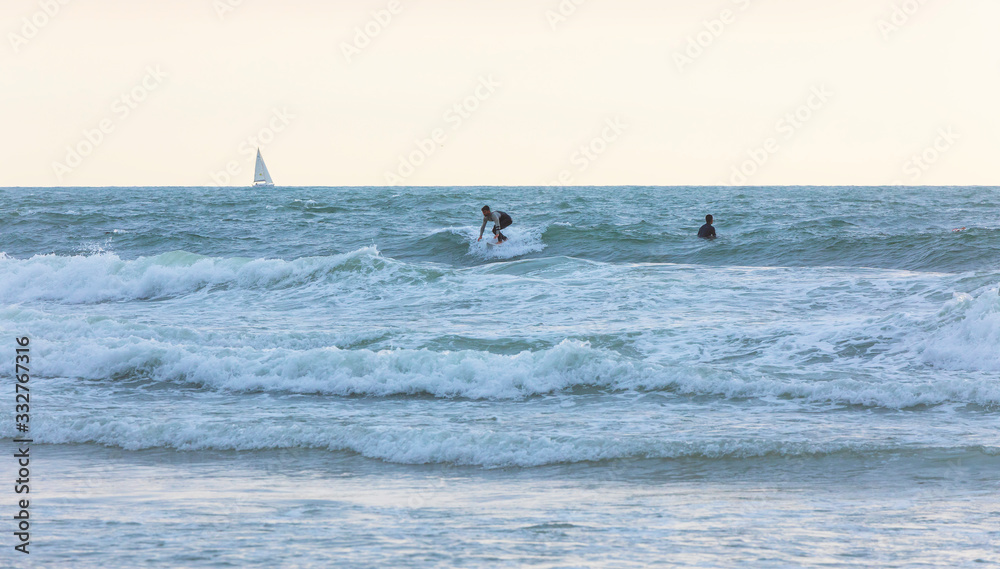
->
[253,149,274,186]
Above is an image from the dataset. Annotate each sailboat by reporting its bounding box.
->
[253,148,274,187]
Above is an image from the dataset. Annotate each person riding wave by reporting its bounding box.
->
[478,205,512,243]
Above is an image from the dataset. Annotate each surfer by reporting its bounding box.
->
[697,214,716,239]
[478,205,512,243]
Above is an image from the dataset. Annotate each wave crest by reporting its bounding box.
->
[18,416,999,467]
[0,247,401,304]
[921,285,1000,371]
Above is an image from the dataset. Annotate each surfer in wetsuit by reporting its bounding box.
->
[698,214,716,239]
[478,205,512,243]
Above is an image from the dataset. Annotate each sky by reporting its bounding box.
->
[2,0,998,187]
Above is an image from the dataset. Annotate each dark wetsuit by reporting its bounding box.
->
[480,211,513,242]
[697,223,716,239]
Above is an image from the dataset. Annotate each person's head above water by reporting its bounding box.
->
[705,214,713,224]
[482,205,491,216]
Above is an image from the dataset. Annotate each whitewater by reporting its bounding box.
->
[1,185,998,568]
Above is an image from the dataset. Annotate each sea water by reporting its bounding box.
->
[0,186,998,567]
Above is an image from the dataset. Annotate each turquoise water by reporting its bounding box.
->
[1,186,998,567]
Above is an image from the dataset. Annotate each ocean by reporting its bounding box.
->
[1,185,998,568]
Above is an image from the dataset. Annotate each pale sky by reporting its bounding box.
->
[3,0,997,187]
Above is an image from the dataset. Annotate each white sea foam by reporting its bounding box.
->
[0,246,386,304]
[20,414,975,467]
[5,249,999,408]
[20,323,1000,407]
[920,285,1000,371]
[37,338,644,399]
[465,225,547,260]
